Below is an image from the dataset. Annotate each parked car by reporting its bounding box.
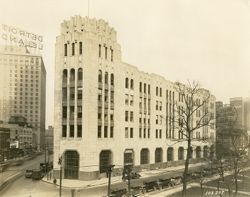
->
[158,178,173,188]
[130,171,141,179]
[110,188,127,197]
[25,169,33,178]
[32,169,44,180]
[172,176,182,185]
[143,180,160,192]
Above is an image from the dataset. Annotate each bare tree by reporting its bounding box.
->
[174,81,214,197]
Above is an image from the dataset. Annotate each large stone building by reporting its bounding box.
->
[0,46,46,150]
[54,16,216,180]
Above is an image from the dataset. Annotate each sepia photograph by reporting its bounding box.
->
[0,0,250,196]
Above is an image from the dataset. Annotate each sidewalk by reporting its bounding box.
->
[42,162,207,190]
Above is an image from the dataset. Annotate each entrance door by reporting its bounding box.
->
[64,150,79,179]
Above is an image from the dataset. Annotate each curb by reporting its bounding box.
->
[0,171,24,191]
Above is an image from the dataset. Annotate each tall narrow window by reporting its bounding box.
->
[105,46,107,59]
[64,44,67,56]
[62,125,67,137]
[110,74,114,85]
[99,44,101,58]
[79,42,83,55]
[110,48,113,62]
[110,127,114,138]
[98,126,102,138]
[130,79,134,90]
[130,128,133,138]
[98,70,102,83]
[77,125,82,137]
[125,78,129,88]
[63,69,67,83]
[104,126,108,138]
[72,43,75,56]
[70,125,74,137]
[78,68,83,81]
[105,72,108,84]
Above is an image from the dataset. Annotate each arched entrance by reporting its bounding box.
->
[167,147,174,161]
[99,150,112,173]
[140,148,149,164]
[178,147,184,160]
[155,148,163,163]
[196,146,201,158]
[64,150,79,179]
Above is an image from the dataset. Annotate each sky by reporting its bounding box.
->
[0,0,250,127]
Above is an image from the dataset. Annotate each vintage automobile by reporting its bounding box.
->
[110,188,127,197]
[143,179,160,192]
[25,169,33,178]
[32,169,44,180]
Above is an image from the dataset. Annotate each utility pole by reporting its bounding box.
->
[58,156,62,197]
[107,164,115,197]
[44,144,47,175]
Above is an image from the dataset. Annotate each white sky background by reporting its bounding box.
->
[0,0,250,127]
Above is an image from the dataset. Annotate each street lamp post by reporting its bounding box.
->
[58,156,62,197]
[107,164,115,197]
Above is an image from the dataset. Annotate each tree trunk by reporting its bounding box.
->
[182,138,191,197]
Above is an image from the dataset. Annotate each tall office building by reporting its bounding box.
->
[0,45,46,150]
[54,16,216,180]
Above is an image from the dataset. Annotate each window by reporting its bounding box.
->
[62,106,67,118]
[98,70,102,83]
[139,128,142,138]
[130,111,134,122]
[77,88,82,100]
[130,128,133,138]
[77,125,82,137]
[62,125,67,137]
[167,147,174,161]
[148,84,150,94]
[70,125,74,137]
[70,87,75,100]
[125,78,129,88]
[125,111,129,121]
[144,83,146,93]
[178,147,184,160]
[105,72,108,84]
[99,44,102,58]
[155,148,163,163]
[63,69,67,83]
[130,79,134,89]
[99,150,112,173]
[70,106,74,119]
[98,126,101,138]
[104,126,108,138]
[125,94,129,105]
[77,106,82,118]
[72,43,75,56]
[125,127,128,138]
[139,82,142,92]
[110,74,114,85]
[70,69,75,82]
[110,127,114,138]
[105,46,108,59]
[79,42,83,55]
[156,87,158,96]
[140,149,149,164]
[64,44,67,56]
[130,95,134,106]
[110,48,113,61]
[160,88,162,97]
[78,68,83,81]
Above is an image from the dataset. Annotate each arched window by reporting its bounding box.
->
[130,79,134,90]
[155,148,163,163]
[110,74,114,86]
[100,150,112,173]
[203,146,208,158]
[70,69,75,82]
[140,148,149,164]
[98,70,102,83]
[125,78,129,88]
[78,68,83,81]
[178,147,184,160]
[105,72,108,84]
[196,146,201,158]
[64,150,79,179]
[62,69,67,83]
[167,147,174,161]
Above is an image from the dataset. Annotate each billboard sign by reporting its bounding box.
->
[0,24,43,51]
